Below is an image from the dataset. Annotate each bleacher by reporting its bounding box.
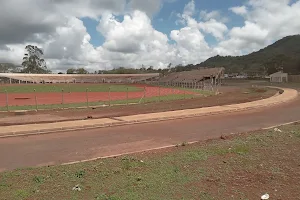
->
[0,73,160,84]
[159,68,225,83]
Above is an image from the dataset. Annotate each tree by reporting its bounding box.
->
[140,64,146,71]
[67,68,76,74]
[21,45,51,74]
[58,72,63,74]
[147,66,153,71]
[76,68,88,74]
[66,68,89,74]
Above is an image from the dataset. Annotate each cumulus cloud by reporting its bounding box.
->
[175,1,228,41]
[183,0,196,16]
[170,27,214,65]
[220,0,300,55]
[229,6,248,16]
[128,0,162,17]
[198,19,228,40]
[0,0,300,72]
[97,11,176,68]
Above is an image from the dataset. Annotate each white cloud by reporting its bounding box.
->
[97,11,176,68]
[200,10,220,21]
[219,0,300,55]
[170,27,214,65]
[198,19,228,40]
[199,10,229,23]
[229,6,248,16]
[128,0,162,17]
[183,0,196,16]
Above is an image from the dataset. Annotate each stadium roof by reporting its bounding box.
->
[159,67,225,83]
[0,73,160,83]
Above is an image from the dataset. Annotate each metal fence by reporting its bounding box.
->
[0,85,210,111]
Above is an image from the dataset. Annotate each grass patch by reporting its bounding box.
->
[33,175,44,184]
[1,124,299,199]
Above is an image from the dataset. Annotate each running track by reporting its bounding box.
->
[0,86,193,107]
[0,94,300,171]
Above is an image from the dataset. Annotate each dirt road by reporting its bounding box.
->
[0,97,300,171]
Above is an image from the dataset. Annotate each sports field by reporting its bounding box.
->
[0,84,142,93]
[0,84,202,111]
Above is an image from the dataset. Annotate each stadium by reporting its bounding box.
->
[0,68,225,111]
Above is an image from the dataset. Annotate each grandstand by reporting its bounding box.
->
[0,73,159,84]
[157,68,225,89]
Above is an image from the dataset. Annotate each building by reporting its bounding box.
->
[157,67,225,88]
[269,71,288,83]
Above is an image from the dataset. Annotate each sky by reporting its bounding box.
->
[0,0,300,73]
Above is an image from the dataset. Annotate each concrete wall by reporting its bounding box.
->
[270,73,288,83]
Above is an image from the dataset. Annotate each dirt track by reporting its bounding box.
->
[0,85,192,107]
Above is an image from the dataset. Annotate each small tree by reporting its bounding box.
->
[67,68,76,74]
[76,68,88,74]
[21,45,51,74]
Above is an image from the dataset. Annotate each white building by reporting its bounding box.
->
[269,71,288,83]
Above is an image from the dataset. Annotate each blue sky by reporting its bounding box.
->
[82,0,247,47]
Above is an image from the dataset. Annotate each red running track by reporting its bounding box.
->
[0,85,193,107]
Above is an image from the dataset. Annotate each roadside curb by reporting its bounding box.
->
[0,87,297,138]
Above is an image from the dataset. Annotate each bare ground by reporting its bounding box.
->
[0,121,299,200]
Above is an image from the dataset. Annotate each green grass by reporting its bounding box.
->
[0,124,300,199]
[0,94,196,111]
[0,84,142,93]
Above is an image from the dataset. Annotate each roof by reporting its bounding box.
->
[0,73,160,82]
[269,71,288,76]
[159,67,224,83]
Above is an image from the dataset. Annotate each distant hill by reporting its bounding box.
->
[194,35,300,75]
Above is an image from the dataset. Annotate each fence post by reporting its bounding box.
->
[68,83,71,93]
[143,86,146,104]
[108,87,111,107]
[5,90,8,111]
[34,89,38,111]
[126,87,129,105]
[61,89,64,109]
[86,88,89,108]
[158,86,161,102]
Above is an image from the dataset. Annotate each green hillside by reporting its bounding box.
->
[196,35,300,75]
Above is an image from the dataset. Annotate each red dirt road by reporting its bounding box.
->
[0,85,192,107]
[0,97,300,171]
